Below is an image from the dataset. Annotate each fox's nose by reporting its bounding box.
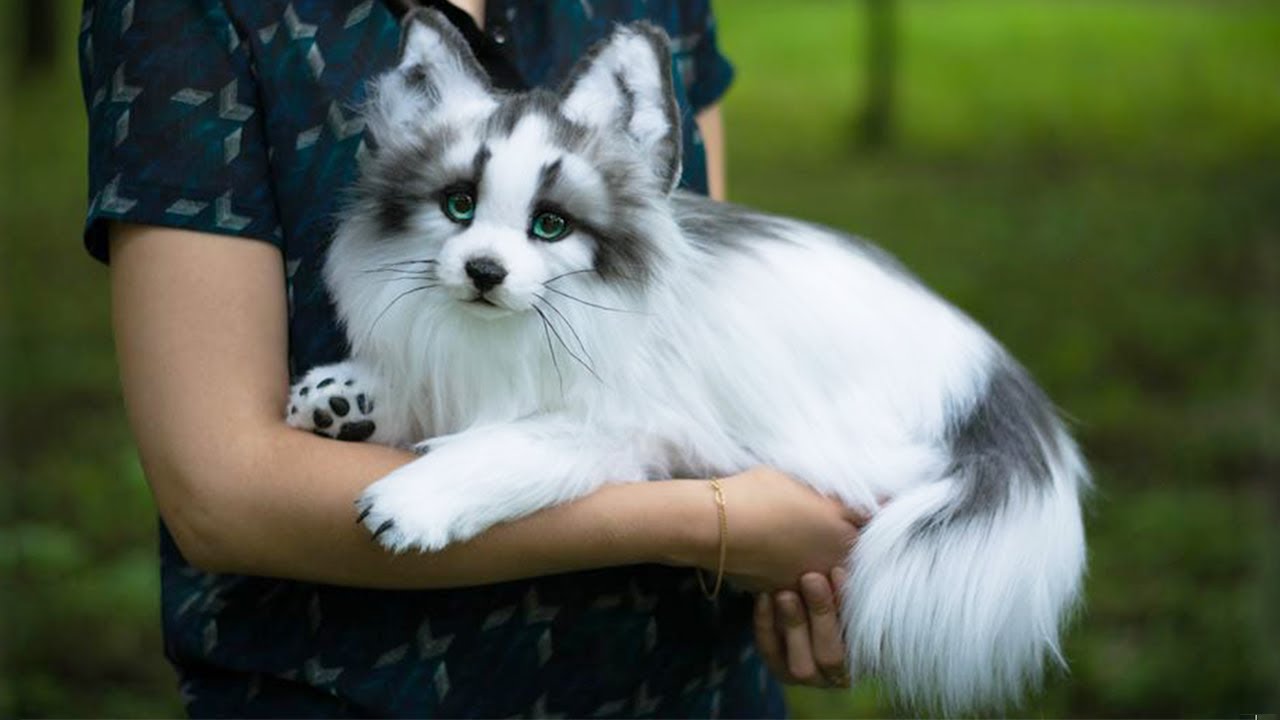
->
[465,257,508,293]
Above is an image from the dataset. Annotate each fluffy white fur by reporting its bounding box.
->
[286,10,1088,714]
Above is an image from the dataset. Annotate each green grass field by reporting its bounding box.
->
[3,0,1278,716]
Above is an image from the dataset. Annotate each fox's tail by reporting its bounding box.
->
[841,359,1089,714]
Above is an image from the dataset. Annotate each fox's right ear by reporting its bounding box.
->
[366,9,495,149]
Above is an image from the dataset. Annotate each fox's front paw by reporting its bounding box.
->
[354,436,514,553]
[355,467,485,553]
[287,362,378,442]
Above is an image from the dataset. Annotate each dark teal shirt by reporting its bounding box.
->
[81,1,783,716]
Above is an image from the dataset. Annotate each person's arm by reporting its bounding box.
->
[109,222,860,589]
[696,103,727,201]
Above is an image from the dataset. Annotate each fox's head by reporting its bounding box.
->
[332,9,684,330]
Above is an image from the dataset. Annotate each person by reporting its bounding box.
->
[81,0,860,715]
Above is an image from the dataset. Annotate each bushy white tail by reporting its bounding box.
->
[842,434,1087,714]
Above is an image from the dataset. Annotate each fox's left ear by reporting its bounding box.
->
[561,23,682,194]
[366,8,496,149]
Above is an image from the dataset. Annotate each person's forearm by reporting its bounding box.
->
[175,423,719,588]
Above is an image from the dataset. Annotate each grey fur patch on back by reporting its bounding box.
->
[671,192,796,252]
[823,226,921,284]
[671,193,922,287]
[914,357,1061,536]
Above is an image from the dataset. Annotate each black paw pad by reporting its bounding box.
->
[313,409,334,429]
[344,379,355,386]
[356,394,372,414]
[336,420,376,442]
[299,386,311,397]
[316,377,336,389]
[329,397,350,417]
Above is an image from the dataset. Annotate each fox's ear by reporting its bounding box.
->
[560,23,682,194]
[366,9,495,148]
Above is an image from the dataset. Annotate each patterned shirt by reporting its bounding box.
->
[80,1,784,716]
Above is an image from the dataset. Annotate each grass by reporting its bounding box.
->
[3,0,1278,716]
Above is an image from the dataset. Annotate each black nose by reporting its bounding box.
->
[465,257,508,293]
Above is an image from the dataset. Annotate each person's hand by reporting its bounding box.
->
[716,466,866,590]
[755,568,852,688]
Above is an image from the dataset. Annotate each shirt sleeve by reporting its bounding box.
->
[674,0,735,113]
[79,0,281,263]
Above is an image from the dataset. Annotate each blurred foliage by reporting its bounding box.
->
[2,0,1278,717]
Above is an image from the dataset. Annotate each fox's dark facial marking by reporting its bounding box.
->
[472,145,491,183]
[366,127,460,236]
[485,92,591,153]
[536,159,563,198]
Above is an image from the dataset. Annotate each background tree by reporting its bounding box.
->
[19,0,58,72]
[857,0,897,149]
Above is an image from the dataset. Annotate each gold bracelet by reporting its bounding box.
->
[697,478,727,600]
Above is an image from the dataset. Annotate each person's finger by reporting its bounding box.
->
[831,565,850,605]
[753,593,793,682]
[775,590,825,686]
[801,573,850,688]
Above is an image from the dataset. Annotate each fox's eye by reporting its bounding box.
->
[443,191,475,223]
[530,212,570,242]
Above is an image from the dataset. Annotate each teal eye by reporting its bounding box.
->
[443,191,475,223]
[531,212,570,242]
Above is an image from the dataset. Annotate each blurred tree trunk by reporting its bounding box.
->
[21,0,58,71]
[857,0,897,149]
